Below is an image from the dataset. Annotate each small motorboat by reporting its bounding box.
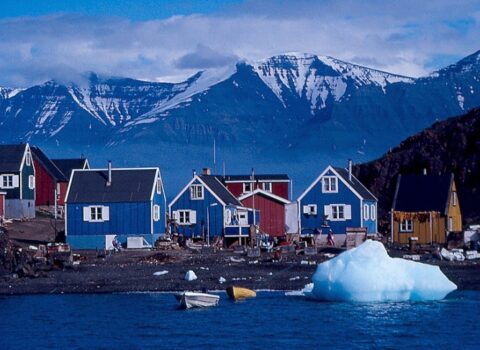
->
[175,291,220,309]
[226,286,256,300]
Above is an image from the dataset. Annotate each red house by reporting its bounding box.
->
[223,174,291,200]
[239,189,290,237]
[52,158,90,205]
[31,147,68,208]
[0,191,5,220]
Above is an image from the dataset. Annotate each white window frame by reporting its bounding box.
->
[322,176,338,193]
[153,204,160,221]
[331,205,345,220]
[448,217,453,231]
[370,204,376,221]
[28,175,35,190]
[156,178,162,195]
[26,151,31,166]
[1,174,15,189]
[400,219,413,232]
[90,206,105,222]
[190,184,204,200]
[303,204,317,216]
[176,210,196,225]
[452,192,457,207]
[243,182,252,193]
[263,182,272,193]
[363,204,369,221]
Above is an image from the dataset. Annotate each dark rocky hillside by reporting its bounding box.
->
[354,108,480,226]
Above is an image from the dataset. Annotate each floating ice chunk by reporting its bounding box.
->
[285,283,314,297]
[184,270,197,281]
[311,240,457,302]
[153,270,168,276]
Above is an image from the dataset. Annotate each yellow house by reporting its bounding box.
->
[391,173,462,245]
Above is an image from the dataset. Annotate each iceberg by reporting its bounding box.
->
[311,240,457,302]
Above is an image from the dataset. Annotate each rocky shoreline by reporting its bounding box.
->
[1,248,480,295]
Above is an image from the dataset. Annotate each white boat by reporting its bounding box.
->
[175,292,220,309]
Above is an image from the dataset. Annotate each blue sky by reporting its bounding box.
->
[0,0,479,86]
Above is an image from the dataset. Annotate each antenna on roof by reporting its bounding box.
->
[213,138,216,174]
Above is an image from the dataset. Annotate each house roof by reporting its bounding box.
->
[199,175,242,206]
[333,167,377,201]
[66,168,158,204]
[238,189,291,204]
[223,174,290,182]
[0,144,27,172]
[31,147,67,182]
[392,174,453,214]
[52,158,88,180]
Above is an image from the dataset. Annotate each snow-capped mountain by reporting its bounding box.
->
[1,51,480,194]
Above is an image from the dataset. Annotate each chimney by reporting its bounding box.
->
[423,168,427,175]
[348,159,353,181]
[107,160,112,186]
[203,167,211,175]
[192,169,197,178]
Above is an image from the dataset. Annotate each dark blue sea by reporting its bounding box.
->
[1,291,479,349]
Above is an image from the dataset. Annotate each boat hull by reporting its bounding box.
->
[226,286,257,300]
[176,292,220,309]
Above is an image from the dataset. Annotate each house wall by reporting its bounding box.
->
[33,158,55,206]
[226,182,289,199]
[299,169,364,234]
[447,181,462,232]
[58,182,68,206]
[393,211,446,244]
[5,199,35,219]
[66,201,155,249]
[170,178,224,238]
[0,193,5,218]
[152,189,166,235]
[241,194,285,237]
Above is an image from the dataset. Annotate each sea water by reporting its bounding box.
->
[1,291,479,349]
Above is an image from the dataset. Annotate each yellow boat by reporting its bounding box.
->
[226,286,257,300]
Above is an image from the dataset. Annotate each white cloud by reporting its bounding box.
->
[0,1,478,87]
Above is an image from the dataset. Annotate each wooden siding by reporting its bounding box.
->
[0,193,5,217]
[241,193,286,237]
[393,211,446,244]
[170,179,224,238]
[299,169,377,234]
[33,158,55,206]
[447,181,462,232]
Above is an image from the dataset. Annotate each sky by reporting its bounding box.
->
[0,0,479,87]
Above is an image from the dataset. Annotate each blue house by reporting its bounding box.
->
[297,164,377,240]
[169,172,258,243]
[0,143,36,219]
[65,165,167,249]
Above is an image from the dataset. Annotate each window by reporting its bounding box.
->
[190,184,204,200]
[448,217,453,231]
[325,204,351,221]
[243,182,252,193]
[400,219,413,232]
[28,175,35,189]
[303,204,317,215]
[83,206,109,222]
[153,205,160,221]
[263,182,272,192]
[363,204,369,220]
[452,192,457,207]
[332,205,344,220]
[1,175,14,188]
[370,205,376,221]
[322,176,338,193]
[175,210,197,225]
[26,151,31,166]
[156,178,162,194]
